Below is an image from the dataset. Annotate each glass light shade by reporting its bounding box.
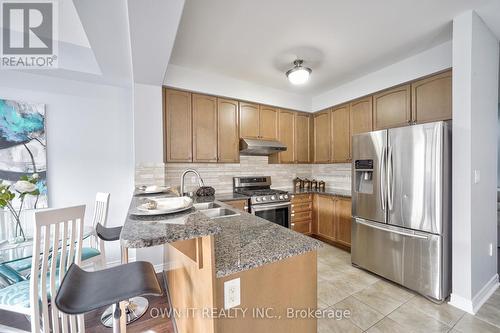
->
[287,67,311,85]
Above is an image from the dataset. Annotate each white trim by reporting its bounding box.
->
[449,274,499,314]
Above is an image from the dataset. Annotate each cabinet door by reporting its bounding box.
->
[295,113,311,163]
[217,98,240,163]
[164,89,192,162]
[334,197,352,247]
[277,110,295,163]
[313,111,331,163]
[314,195,335,240]
[331,104,351,162]
[373,84,411,130]
[412,70,452,124]
[350,96,373,135]
[192,94,218,162]
[259,106,278,140]
[239,102,260,139]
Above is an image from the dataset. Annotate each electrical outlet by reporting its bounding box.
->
[473,170,481,184]
[489,243,493,256]
[224,278,240,309]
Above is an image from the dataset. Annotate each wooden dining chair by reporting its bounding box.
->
[0,205,86,333]
[81,192,110,270]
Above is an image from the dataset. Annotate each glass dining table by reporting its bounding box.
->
[0,209,93,287]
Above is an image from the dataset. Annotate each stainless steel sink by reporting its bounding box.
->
[200,208,240,219]
[193,202,221,210]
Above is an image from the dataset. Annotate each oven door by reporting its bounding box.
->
[251,202,291,228]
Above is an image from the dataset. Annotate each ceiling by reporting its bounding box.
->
[169,0,494,96]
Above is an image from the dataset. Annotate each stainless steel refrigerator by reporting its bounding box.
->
[351,121,451,302]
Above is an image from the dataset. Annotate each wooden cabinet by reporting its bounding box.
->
[192,94,218,162]
[313,110,331,163]
[295,113,311,163]
[313,194,352,249]
[373,84,411,130]
[291,194,312,235]
[259,106,278,140]
[224,199,248,212]
[164,89,192,162]
[412,70,452,124]
[331,104,351,162]
[276,110,295,163]
[314,195,335,240]
[217,98,240,163]
[334,197,352,247]
[350,96,373,135]
[239,102,260,139]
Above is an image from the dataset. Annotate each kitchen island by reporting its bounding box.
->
[121,196,321,333]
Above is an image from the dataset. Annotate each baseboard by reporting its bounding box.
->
[449,274,499,314]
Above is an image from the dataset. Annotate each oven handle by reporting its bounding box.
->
[251,202,291,211]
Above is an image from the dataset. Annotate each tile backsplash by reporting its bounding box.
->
[135,156,351,194]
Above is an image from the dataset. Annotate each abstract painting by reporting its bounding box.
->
[0,99,47,208]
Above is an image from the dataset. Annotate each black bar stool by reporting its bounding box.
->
[55,261,162,333]
[95,222,151,327]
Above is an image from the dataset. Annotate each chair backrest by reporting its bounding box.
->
[91,192,110,256]
[31,205,86,333]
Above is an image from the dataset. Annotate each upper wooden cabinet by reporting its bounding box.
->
[331,105,351,163]
[276,110,295,163]
[239,102,260,139]
[373,84,411,130]
[412,70,452,124]
[313,110,331,163]
[350,96,373,135]
[295,113,311,163]
[192,94,218,163]
[164,89,192,162]
[259,106,278,140]
[217,98,240,163]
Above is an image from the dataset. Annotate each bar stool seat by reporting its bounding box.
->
[55,261,162,315]
[96,223,122,242]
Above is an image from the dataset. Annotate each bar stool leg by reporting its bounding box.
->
[101,245,150,328]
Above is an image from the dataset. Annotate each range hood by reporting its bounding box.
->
[239,138,287,156]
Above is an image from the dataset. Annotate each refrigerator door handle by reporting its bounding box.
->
[380,146,386,211]
[355,218,428,240]
[387,145,394,211]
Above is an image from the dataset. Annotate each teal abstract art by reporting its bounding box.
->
[0,99,47,208]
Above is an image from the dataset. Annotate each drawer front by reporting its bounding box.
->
[291,194,312,204]
[292,210,312,222]
[291,202,313,213]
[292,220,312,234]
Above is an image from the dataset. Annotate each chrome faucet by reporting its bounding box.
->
[180,169,204,197]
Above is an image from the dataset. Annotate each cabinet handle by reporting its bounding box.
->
[292,210,295,213]
[291,223,295,227]
[291,214,295,217]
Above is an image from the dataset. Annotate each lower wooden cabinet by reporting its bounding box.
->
[291,194,313,235]
[312,194,352,249]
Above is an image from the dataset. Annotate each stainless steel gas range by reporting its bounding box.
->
[233,176,291,228]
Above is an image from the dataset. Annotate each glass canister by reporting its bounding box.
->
[318,180,326,191]
[303,178,311,190]
[311,179,318,190]
[293,177,303,190]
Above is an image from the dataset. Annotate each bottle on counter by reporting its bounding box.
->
[311,179,318,191]
[318,180,326,191]
[293,177,303,190]
[303,178,311,190]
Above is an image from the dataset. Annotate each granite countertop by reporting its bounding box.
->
[121,195,321,278]
[284,187,352,198]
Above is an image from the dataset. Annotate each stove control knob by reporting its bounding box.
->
[255,197,261,202]
[284,194,289,199]
[271,195,276,201]
[279,195,284,200]
[262,196,267,201]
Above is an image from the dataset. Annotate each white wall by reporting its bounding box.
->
[0,71,135,265]
[450,10,499,314]
[312,41,452,111]
[164,64,312,112]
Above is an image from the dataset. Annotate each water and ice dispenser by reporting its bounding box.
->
[354,159,374,194]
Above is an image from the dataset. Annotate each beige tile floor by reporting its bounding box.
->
[317,242,500,333]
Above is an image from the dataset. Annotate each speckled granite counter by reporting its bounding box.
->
[121,195,321,278]
[284,187,352,198]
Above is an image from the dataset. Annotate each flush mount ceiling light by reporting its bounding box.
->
[286,59,312,85]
